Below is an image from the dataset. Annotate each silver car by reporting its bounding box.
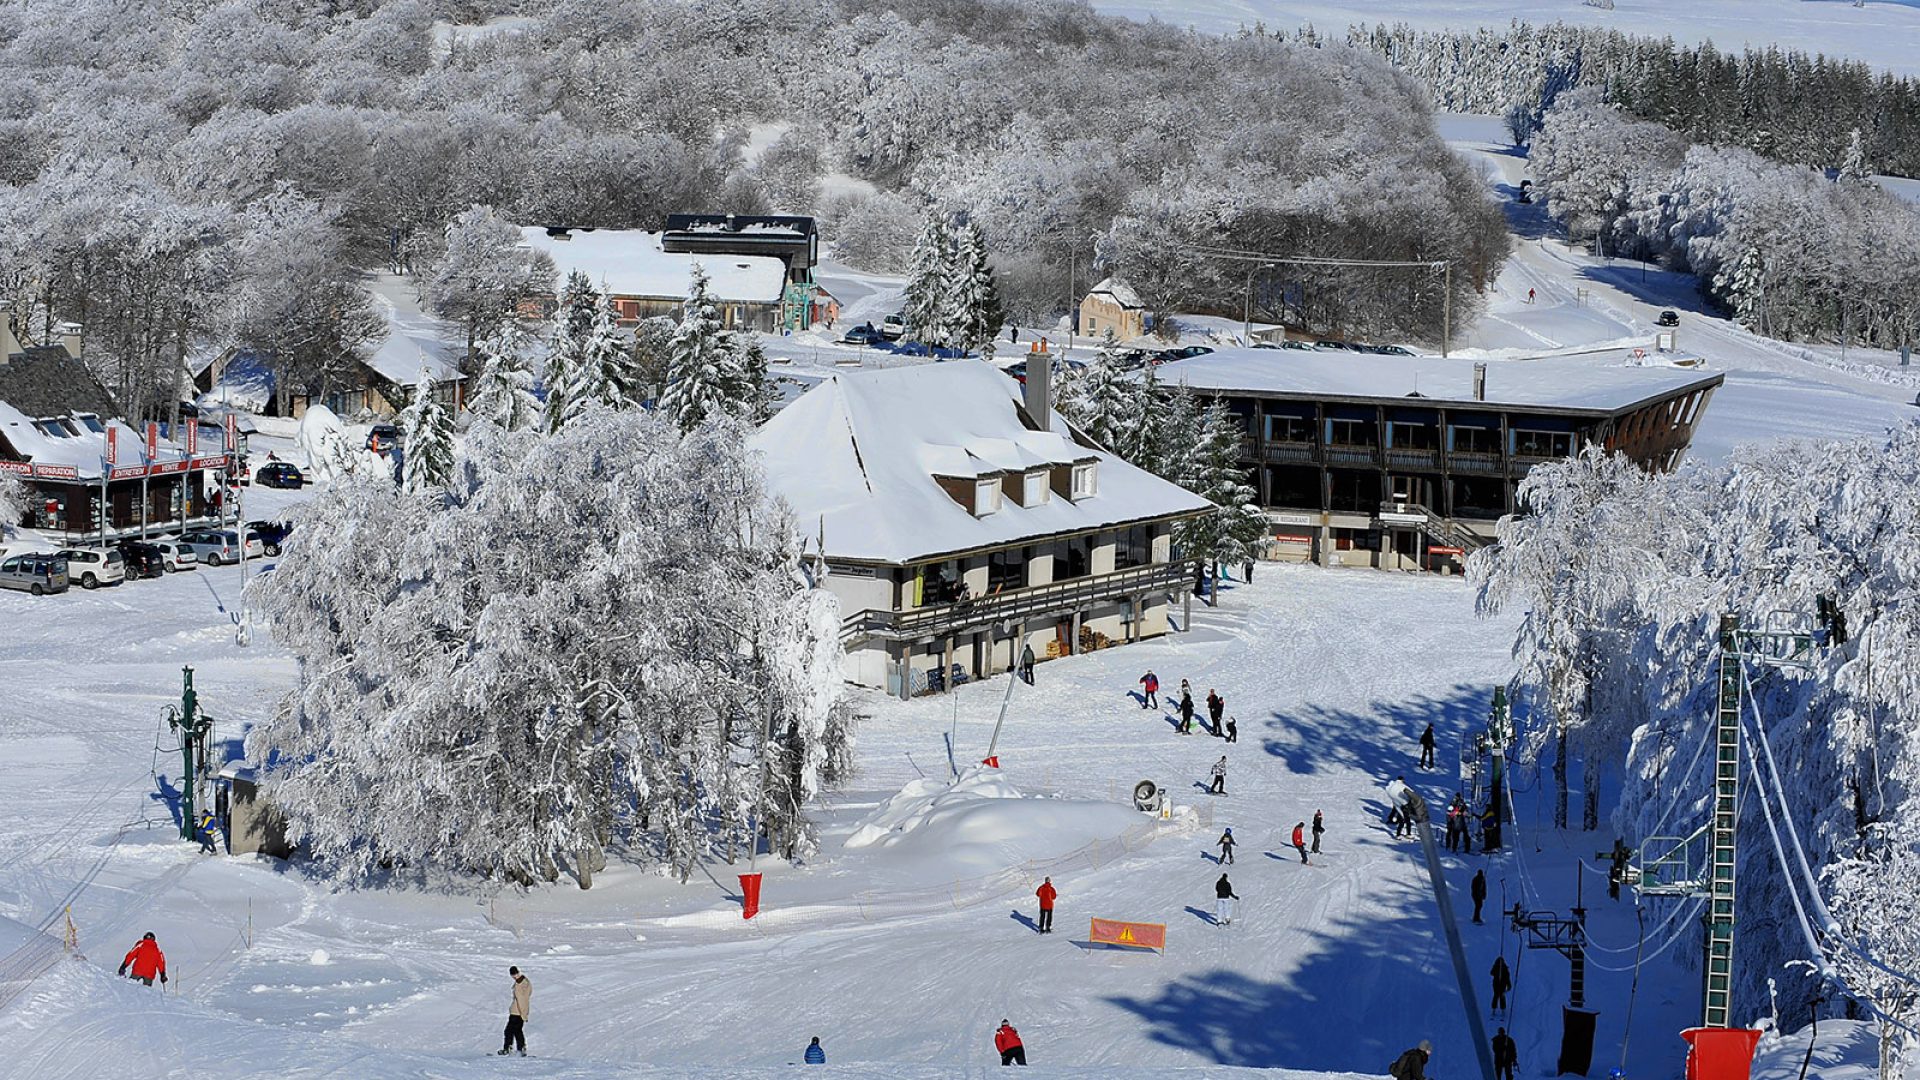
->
[0,553,70,595]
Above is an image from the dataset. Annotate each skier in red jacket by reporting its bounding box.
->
[1292,822,1310,865]
[118,932,167,986]
[994,1020,1027,1066]
[1034,877,1057,934]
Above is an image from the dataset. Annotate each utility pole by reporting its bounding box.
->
[1484,686,1510,850]
[165,666,216,842]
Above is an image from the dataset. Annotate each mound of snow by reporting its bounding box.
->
[845,766,1147,876]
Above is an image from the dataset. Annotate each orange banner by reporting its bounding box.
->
[1089,918,1166,951]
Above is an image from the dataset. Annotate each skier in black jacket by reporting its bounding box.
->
[1492,1027,1517,1080]
[1419,723,1437,769]
[1179,690,1196,734]
[1213,873,1239,925]
[1490,955,1512,1012]
[1389,1040,1431,1080]
[1470,869,1488,924]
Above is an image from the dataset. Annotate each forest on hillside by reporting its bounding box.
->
[0,0,1506,424]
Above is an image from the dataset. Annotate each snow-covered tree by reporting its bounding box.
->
[0,469,24,532]
[726,331,774,425]
[1819,828,1920,1080]
[578,290,637,412]
[468,319,542,433]
[1174,399,1266,605]
[542,272,603,433]
[1058,330,1136,453]
[660,264,736,432]
[902,210,955,350]
[419,205,555,369]
[947,219,1003,359]
[246,414,853,887]
[397,372,453,493]
[1837,127,1870,184]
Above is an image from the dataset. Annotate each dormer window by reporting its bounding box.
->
[1071,463,1097,499]
[1022,469,1048,507]
[974,477,1002,516]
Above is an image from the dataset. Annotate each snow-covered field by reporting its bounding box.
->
[1092,0,1920,76]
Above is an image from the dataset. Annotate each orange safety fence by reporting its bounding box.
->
[1088,918,1166,951]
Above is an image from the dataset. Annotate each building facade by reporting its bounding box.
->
[1164,348,1721,572]
[753,354,1210,695]
[1079,277,1147,341]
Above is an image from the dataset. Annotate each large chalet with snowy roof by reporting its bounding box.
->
[752,351,1211,695]
[0,336,233,542]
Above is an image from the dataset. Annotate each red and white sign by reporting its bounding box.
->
[145,422,159,461]
[106,426,118,465]
[1429,546,1465,556]
[224,414,236,452]
[109,465,147,480]
[185,418,198,454]
[1273,533,1313,545]
[191,455,228,471]
[0,461,30,476]
[27,463,79,480]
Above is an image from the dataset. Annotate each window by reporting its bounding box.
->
[76,414,105,433]
[988,548,1026,592]
[1448,423,1501,454]
[1511,430,1573,458]
[1052,536,1091,580]
[1023,470,1048,507]
[1265,413,1314,443]
[1071,464,1096,499]
[1326,418,1378,447]
[1113,524,1153,569]
[33,420,70,439]
[973,478,1002,516]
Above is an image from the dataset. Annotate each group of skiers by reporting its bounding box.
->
[1137,671,1237,744]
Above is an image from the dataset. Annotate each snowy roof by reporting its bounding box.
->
[1159,347,1724,414]
[0,399,209,482]
[1086,277,1145,310]
[751,362,1211,564]
[520,227,788,305]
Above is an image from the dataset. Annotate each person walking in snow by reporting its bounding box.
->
[1470,868,1488,924]
[498,965,531,1057]
[1492,1026,1517,1080]
[1019,644,1035,686]
[1311,809,1325,854]
[1214,873,1239,925]
[1206,690,1225,736]
[1209,756,1227,795]
[1217,828,1236,865]
[1419,723,1437,769]
[1225,716,1238,743]
[117,932,166,987]
[1138,670,1159,710]
[804,1036,827,1065]
[1389,1040,1433,1080]
[1035,876,1057,934]
[995,1020,1027,1065]
[1291,822,1310,864]
[197,808,219,855]
[1490,954,1512,1012]
[1179,688,1196,734]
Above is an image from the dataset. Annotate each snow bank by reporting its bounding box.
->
[846,766,1147,876]
[1749,1018,1879,1080]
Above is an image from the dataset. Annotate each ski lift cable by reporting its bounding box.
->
[1587,899,1705,972]
[1642,711,1719,840]
[1740,663,1920,992]
[1578,870,1705,953]
[1735,686,1920,1036]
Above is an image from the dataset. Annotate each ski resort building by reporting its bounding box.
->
[1079,277,1148,341]
[754,355,1211,695]
[520,223,833,332]
[1163,347,1721,572]
[0,343,233,541]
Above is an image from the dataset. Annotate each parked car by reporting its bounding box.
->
[148,540,198,572]
[1314,340,1354,351]
[0,553,68,595]
[1250,342,1280,350]
[255,462,305,489]
[247,519,293,557]
[56,546,126,589]
[175,529,264,565]
[1656,309,1680,327]
[879,313,907,341]
[1372,344,1416,356]
[116,541,167,579]
[366,423,401,453]
[1281,340,1315,351]
[840,323,884,346]
[1155,345,1213,363]
[1002,358,1087,384]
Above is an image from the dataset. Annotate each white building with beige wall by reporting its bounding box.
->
[752,353,1210,696]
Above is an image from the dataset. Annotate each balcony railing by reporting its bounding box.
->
[841,559,1195,644]
[1447,450,1505,474]
[1385,447,1440,470]
[1324,445,1380,467]
[1261,441,1316,464]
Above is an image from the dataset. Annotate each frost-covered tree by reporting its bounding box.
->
[726,331,774,425]
[902,211,955,350]
[660,265,735,432]
[542,272,603,433]
[246,414,854,887]
[947,219,1003,359]
[1174,400,1266,605]
[578,290,637,412]
[419,205,555,369]
[468,319,542,433]
[1838,127,1871,184]
[0,469,24,532]
[397,372,453,494]
[1819,828,1920,1080]
[1057,330,1135,452]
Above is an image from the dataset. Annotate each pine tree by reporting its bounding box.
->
[726,331,774,424]
[903,211,954,351]
[947,220,1003,359]
[1058,330,1133,451]
[1174,400,1267,604]
[398,372,454,493]
[1726,246,1766,333]
[661,264,735,432]
[578,292,636,411]
[542,272,603,433]
[468,319,543,432]
[1838,126,1870,182]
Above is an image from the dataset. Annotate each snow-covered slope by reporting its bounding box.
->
[1093,0,1920,76]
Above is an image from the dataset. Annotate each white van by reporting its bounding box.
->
[56,546,126,589]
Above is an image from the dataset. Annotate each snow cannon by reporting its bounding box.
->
[1132,781,1159,812]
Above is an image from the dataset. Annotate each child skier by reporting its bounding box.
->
[1209,756,1227,794]
[1217,828,1235,865]
[1138,670,1159,709]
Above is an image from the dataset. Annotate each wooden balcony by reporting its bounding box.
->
[841,559,1195,644]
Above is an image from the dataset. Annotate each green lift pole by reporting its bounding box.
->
[167,665,215,842]
[1703,615,1743,1028]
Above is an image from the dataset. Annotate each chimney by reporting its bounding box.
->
[1024,340,1053,431]
[725,213,738,232]
[1473,363,1487,402]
